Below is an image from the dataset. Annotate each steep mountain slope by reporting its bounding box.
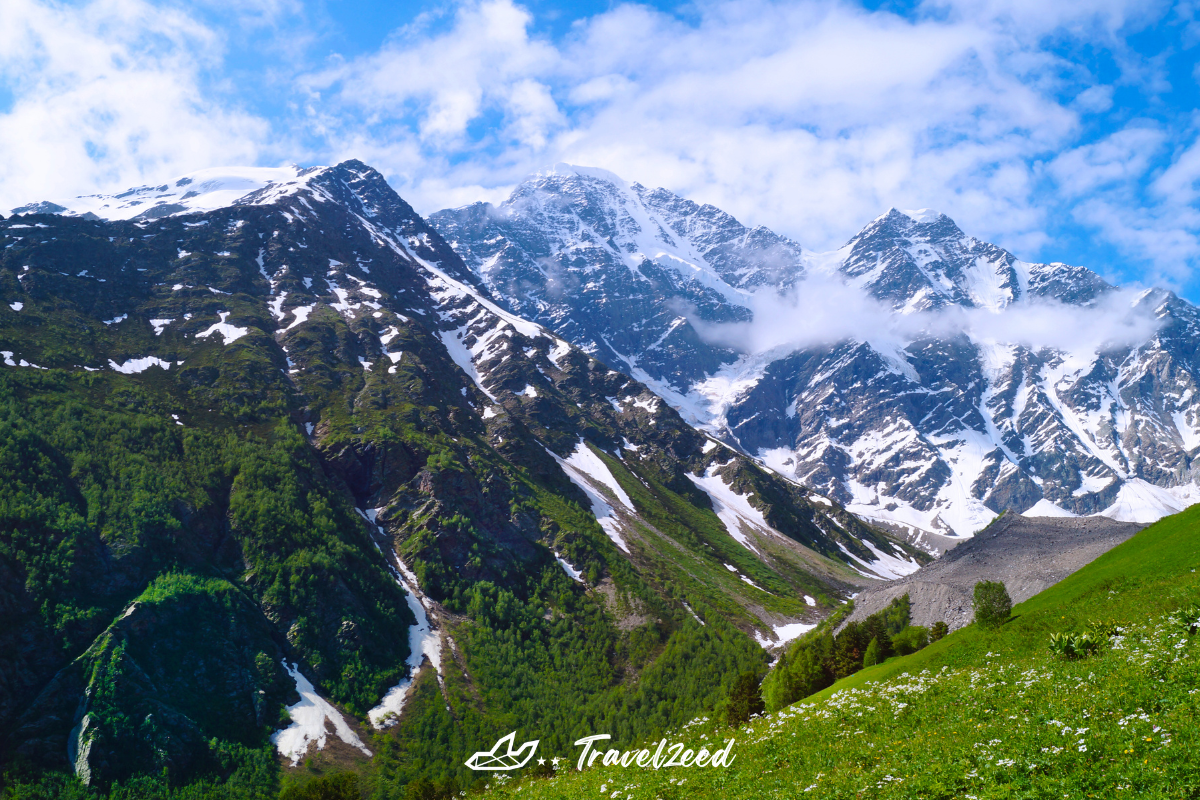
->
[433,171,1200,544]
[0,162,915,794]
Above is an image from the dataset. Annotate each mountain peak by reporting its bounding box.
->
[868,207,958,232]
[10,163,336,221]
[535,163,629,187]
[898,208,946,224]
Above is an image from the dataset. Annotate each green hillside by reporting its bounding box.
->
[467,504,1200,799]
[0,166,923,798]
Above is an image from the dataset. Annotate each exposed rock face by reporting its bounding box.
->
[841,514,1145,630]
[429,165,805,390]
[434,173,1200,541]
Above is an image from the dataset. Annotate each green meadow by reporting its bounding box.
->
[472,506,1200,799]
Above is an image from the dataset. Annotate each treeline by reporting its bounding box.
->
[762,595,944,712]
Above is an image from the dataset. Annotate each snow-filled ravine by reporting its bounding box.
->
[755,621,818,648]
[837,540,922,581]
[546,439,635,553]
[686,466,773,555]
[272,662,372,765]
[361,509,444,730]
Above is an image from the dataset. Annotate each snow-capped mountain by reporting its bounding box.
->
[10,165,331,221]
[430,165,807,391]
[3,160,929,785]
[433,168,1200,544]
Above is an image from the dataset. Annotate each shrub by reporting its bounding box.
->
[1174,604,1200,635]
[973,581,1012,629]
[890,625,930,655]
[1048,631,1100,660]
[930,621,949,641]
[863,637,881,667]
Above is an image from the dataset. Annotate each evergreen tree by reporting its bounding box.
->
[863,636,881,667]
[725,671,765,727]
[930,621,949,641]
[281,773,360,800]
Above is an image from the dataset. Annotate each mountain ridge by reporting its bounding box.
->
[431,165,1200,543]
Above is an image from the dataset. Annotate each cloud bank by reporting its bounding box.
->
[690,275,1164,359]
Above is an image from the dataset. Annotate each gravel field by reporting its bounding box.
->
[845,513,1145,631]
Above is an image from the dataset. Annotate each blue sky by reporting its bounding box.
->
[2,0,1199,299]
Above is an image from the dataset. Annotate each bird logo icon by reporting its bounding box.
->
[464,731,541,771]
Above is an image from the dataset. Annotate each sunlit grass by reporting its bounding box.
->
[475,507,1200,799]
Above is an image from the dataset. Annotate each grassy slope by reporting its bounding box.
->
[474,505,1200,799]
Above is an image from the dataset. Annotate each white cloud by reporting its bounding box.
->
[3,0,1196,300]
[304,0,1157,268]
[304,0,558,148]
[690,273,1162,360]
[1048,124,1166,197]
[0,0,272,211]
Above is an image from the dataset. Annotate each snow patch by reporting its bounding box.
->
[1100,479,1200,524]
[837,540,921,581]
[547,339,572,368]
[286,305,313,330]
[564,439,634,510]
[196,312,249,345]
[437,324,497,401]
[1172,410,1200,452]
[29,165,325,221]
[108,356,173,374]
[272,661,372,765]
[269,291,288,321]
[1023,499,1077,518]
[755,621,817,648]
[687,467,770,554]
[554,553,585,583]
[367,526,444,729]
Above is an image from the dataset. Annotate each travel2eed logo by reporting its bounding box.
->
[464,731,737,772]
